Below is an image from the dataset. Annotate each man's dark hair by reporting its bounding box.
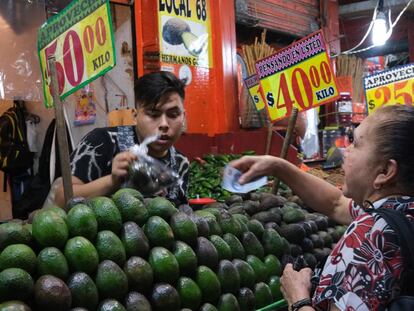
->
[135,71,186,108]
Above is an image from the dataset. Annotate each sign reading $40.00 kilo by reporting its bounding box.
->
[255,31,339,122]
[38,0,115,108]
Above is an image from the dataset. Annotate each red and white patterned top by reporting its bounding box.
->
[312,196,414,311]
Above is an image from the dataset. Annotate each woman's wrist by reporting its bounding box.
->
[291,297,313,311]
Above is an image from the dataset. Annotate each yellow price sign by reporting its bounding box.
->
[38,0,115,108]
[244,74,265,111]
[364,63,414,113]
[255,31,339,122]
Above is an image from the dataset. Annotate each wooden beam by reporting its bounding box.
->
[339,0,413,16]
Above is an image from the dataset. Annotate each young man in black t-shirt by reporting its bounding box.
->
[54,71,189,207]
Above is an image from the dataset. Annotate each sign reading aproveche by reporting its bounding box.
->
[38,0,115,108]
[364,63,414,113]
[255,30,339,122]
[244,74,265,111]
[158,0,213,68]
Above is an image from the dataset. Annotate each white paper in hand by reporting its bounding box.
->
[222,165,267,193]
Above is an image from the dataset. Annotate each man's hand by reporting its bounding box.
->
[111,151,137,187]
[229,155,279,184]
[280,264,313,306]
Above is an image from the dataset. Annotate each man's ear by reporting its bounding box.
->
[373,159,398,189]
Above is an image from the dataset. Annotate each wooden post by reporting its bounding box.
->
[48,57,73,206]
[272,107,299,194]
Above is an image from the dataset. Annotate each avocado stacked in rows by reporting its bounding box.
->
[0,187,346,311]
[221,191,347,268]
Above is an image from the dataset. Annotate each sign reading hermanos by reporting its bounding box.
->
[364,63,414,113]
[158,0,213,68]
[38,0,115,108]
[255,30,339,122]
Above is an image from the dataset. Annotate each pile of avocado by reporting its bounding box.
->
[0,187,346,311]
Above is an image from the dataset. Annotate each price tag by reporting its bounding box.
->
[38,0,115,108]
[255,31,339,122]
[244,74,265,111]
[364,63,414,113]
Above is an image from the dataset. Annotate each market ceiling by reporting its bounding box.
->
[338,0,414,57]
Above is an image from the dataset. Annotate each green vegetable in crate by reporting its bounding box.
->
[282,207,305,224]
[121,221,149,258]
[237,287,255,311]
[123,256,153,293]
[169,212,198,246]
[34,275,72,311]
[95,260,128,300]
[89,197,123,233]
[177,277,202,309]
[37,247,69,280]
[172,241,198,277]
[196,237,219,270]
[124,291,152,311]
[151,283,180,311]
[64,236,99,274]
[144,216,174,248]
[196,266,221,304]
[32,209,68,248]
[0,222,32,251]
[217,293,240,311]
[112,192,148,225]
[67,272,99,310]
[0,244,37,274]
[217,260,241,295]
[95,230,126,266]
[66,203,98,241]
[0,268,33,302]
[149,247,179,284]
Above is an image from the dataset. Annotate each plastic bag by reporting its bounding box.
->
[301,108,320,159]
[125,135,181,195]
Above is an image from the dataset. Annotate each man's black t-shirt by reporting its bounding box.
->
[69,126,189,206]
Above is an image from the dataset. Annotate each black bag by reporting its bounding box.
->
[365,208,414,310]
[0,100,34,174]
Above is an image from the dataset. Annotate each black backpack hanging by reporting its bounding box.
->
[0,99,34,174]
[365,208,414,310]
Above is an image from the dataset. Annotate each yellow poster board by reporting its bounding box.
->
[364,63,414,113]
[158,0,213,68]
[255,31,339,122]
[244,74,265,111]
[38,0,115,108]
